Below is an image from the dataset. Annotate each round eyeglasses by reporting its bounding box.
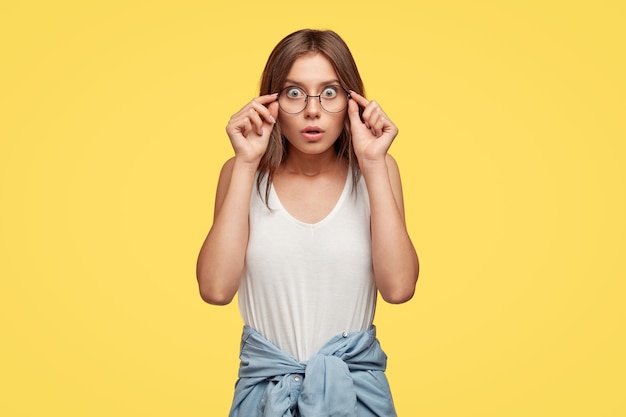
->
[277,85,350,114]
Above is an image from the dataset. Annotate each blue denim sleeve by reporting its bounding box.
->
[227,326,397,417]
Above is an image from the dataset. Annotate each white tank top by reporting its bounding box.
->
[238,170,377,362]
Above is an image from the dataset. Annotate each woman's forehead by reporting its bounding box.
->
[285,53,339,88]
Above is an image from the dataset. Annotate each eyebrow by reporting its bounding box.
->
[283,79,342,88]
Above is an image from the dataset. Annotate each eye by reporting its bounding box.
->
[285,87,304,99]
[322,86,339,99]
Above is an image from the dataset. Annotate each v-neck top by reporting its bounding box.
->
[269,170,352,227]
[238,171,377,361]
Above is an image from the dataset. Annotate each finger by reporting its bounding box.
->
[250,96,278,125]
[234,116,253,138]
[363,103,390,137]
[259,101,280,139]
[347,98,364,126]
[245,108,264,136]
[360,102,379,132]
[374,113,395,138]
[247,101,278,136]
[267,101,279,124]
[255,92,279,105]
[348,90,370,108]
[369,110,384,137]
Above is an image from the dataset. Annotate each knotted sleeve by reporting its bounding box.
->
[229,326,396,417]
[297,354,357,416]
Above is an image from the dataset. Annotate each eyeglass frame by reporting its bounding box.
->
[276,85,352,114]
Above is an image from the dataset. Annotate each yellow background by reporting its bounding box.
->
[1,1,624,415]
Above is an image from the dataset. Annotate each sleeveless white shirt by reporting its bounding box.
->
[238,171,377,362]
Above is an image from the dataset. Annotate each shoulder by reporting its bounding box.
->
[385,154,402,183]
[385,154,407,216]
[219,156,236,177]
[385,153,397,165]
[213,157,238,212]
[354,155,401,188]
[217,156,249,188]
[216,157,263,196]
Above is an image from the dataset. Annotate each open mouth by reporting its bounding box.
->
[301,126,325,141]
[303,126,324,134]
[301,128,324,141]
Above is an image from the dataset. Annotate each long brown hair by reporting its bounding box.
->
[257,29,365,204]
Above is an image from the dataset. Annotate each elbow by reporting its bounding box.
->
[198,285,236,306]
[196,267,238,306]
[375,246,419,304]
[378,262,419,304]
[380,285,416,304]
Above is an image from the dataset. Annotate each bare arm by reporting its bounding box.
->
[196,158,257,305]
[196,94,278,305]
[348,92,419,303]
[361,154,419,303]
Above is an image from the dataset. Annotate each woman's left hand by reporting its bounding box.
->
[348,91,399,164]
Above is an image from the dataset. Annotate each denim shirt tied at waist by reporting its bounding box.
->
[228,325,397,417]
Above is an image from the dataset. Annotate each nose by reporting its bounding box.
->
[303,96,322,117]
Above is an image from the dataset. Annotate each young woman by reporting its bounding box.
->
[197,29,419,416]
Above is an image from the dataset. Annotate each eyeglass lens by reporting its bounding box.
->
[278,86,348,114]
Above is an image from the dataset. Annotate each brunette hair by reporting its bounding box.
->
[257,29,365,204]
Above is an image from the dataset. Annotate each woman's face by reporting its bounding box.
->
[277,53,348,158]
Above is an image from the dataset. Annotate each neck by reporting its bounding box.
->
[282,148,342,177]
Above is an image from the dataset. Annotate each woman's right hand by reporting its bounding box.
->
[225,94,279,165]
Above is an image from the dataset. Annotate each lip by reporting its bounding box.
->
[301,126,325,141]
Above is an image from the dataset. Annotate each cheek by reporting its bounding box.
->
[276,115,295,133]
[330,113,348,133]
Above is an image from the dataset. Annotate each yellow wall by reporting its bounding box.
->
[1,1,624,415]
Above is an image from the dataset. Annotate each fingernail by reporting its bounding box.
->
[269,115,276,124]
